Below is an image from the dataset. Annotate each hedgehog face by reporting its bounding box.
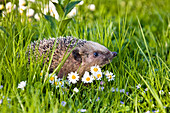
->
[72,41,117,73]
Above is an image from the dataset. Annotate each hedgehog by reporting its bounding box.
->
[28,36,117,78]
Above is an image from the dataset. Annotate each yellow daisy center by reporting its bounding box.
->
[55,82,58,85]
[40,72,43,76]
[59,81,62,85]
[86,77,90,81]
[97,74,101,78]
[93,68,98,72]
[50,77,54,81]
[72,75,76,79]
[108,75,112,79]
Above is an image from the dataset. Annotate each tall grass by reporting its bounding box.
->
[0,0,169,112]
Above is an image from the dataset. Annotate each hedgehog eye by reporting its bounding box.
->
[93,52,99,57]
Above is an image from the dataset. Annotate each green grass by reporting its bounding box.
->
[0,0,170,112]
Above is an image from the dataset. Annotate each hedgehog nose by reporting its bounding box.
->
[112,52,117,57]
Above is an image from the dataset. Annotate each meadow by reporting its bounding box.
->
[0,0,169,112]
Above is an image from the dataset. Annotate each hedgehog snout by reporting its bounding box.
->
[112,52,117,57]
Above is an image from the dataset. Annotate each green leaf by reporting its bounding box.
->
[63,0,71,8]
[64,1,81,16]
[59,18,72,34]
[52,3,65,18]
[0,26,9,37]
[44,15,58,31]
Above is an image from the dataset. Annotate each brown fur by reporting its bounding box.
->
[28,36,117,78]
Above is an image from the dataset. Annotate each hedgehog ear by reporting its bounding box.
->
[72,49,82,62]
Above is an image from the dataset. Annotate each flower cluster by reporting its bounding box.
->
[66,65,115,84]
[38,65,116,89]
[48,73,65,89]
[0,0,96,21]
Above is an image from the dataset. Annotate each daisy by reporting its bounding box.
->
[105,72,115,81]
[40,70,43,78]
[88,4,95,11]
[92,71,103,80]
[19,0,26,6]
[34,13,40,20]
[78,1,84,5]
[54,78,64,89]
[67,7,77,18]
[49,1,59,20]
[67,72,79,84]
[90,65,101,74]
[73,87,79,93]
[17,81,26,90]
[26,8,34,17]
[49,73,57,84]
[6,2,16,13]
[104,70,110,76]
[51,0,58,3]
[82,71,93,83]
[18,5,27,14]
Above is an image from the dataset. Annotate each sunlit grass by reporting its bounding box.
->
[0,0,169,112]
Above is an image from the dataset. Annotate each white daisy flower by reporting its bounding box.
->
[6,2,16,13]
[90,65,101,74]
[105,72,115,81]
[78,1,84,5]
[54,78,64,89]
[43,5,48,15]
[40,70,43,78]
[73,87,79,93]
[67,72,79,84]
[49,73,57,84]
[104,70,109,75]
[82,71,94,83]
[88,4,95,11]
[2,11,6,17]
[17,81,27,90]
[34,13,40,20]
[67,7,77,18]
[51,0,59,3]
[26,8,34,17]
[18,5,27,14]
[19,0,26,6]
[92,71,103,80]
[49,1,59,20]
